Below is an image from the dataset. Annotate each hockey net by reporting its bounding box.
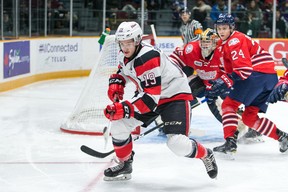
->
[60,34,155,135]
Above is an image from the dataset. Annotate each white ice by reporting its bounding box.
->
[0,77,288,192]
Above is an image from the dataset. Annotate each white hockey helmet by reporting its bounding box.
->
[115,21,143,45]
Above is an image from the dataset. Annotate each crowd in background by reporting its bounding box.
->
[171,0,287,38]
[103,0,288,38]
[1,0,288,38]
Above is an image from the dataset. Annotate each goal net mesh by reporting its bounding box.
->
[60,34,154,135]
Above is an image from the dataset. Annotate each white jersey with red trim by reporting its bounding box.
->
[117,42,193,115]
[220,31,276,80]
[169,40,224,86]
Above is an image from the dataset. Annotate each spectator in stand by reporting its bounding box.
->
[171,0,184,29]
[3,11,13,35]
[54,2,69,29]
[279,0,288,29]
[210,0,228,22]
[262,0,273,32]
[192,0,212,28]
[159,0,168,9]
[268,9,287,38]
[231,0,246,29]
[51,0,60,8]
[147,0,160,25]
[19,0,29,35]
[239,11,255,37]
[47,0,55,34]
[246,0,263,38]
[122,0,137,19]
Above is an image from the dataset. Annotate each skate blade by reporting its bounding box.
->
[238,136,265,144]
[279,146,288,153]
[103,174,132,181]
[214,151,236,160]
[279,149,288,153]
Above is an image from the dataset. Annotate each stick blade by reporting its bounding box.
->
[80,145,114,158]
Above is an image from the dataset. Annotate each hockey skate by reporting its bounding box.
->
[238,128,264,144]
[278,131,288,153]
[104,151,134,181]
[201,148,218,179]
[213,137,237,160]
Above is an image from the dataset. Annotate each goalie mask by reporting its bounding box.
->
[200,28,218,58]
[115,21,143,45]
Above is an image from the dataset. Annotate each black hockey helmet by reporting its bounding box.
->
[179,7,191,16]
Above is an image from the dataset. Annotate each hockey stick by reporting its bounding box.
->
[80,122,164,158]
[150,24,158,45]
[192,97,208,109]
[103,118,112,149]
[103,95,119,149]
[282,58,288,69]
[80,98,207,158]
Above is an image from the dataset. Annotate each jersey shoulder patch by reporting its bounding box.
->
[228,38,240,46]
[185,44,193,54]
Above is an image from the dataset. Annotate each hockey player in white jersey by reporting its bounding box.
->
[103,21,218,181]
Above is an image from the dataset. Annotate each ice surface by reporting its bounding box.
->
[0,78,288,192]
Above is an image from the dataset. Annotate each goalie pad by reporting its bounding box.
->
[207,97,223,123]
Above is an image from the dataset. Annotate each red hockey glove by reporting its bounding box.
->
[108,74,126,102]
[104,101,134,120]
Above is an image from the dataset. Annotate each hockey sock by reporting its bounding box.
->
[255,118,279,140]
[222,111,238,138]
[112,134,133,161]
[195,142,208,158]
[188,140,207,159]
[222,97,241,138]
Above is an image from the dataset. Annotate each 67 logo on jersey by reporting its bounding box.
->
[228,38,240,46]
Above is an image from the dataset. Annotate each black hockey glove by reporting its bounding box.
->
[207,74,234,97]
[267,82,288,104]
[188,75,205,98]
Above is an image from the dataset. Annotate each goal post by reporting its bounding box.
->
[60,34,155,135]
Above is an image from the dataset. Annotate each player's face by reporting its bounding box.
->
[180,12,190,23]
[200,39,212,50]
[200,39,214,57]
[216,24,231,41]
[119,39,136,58]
